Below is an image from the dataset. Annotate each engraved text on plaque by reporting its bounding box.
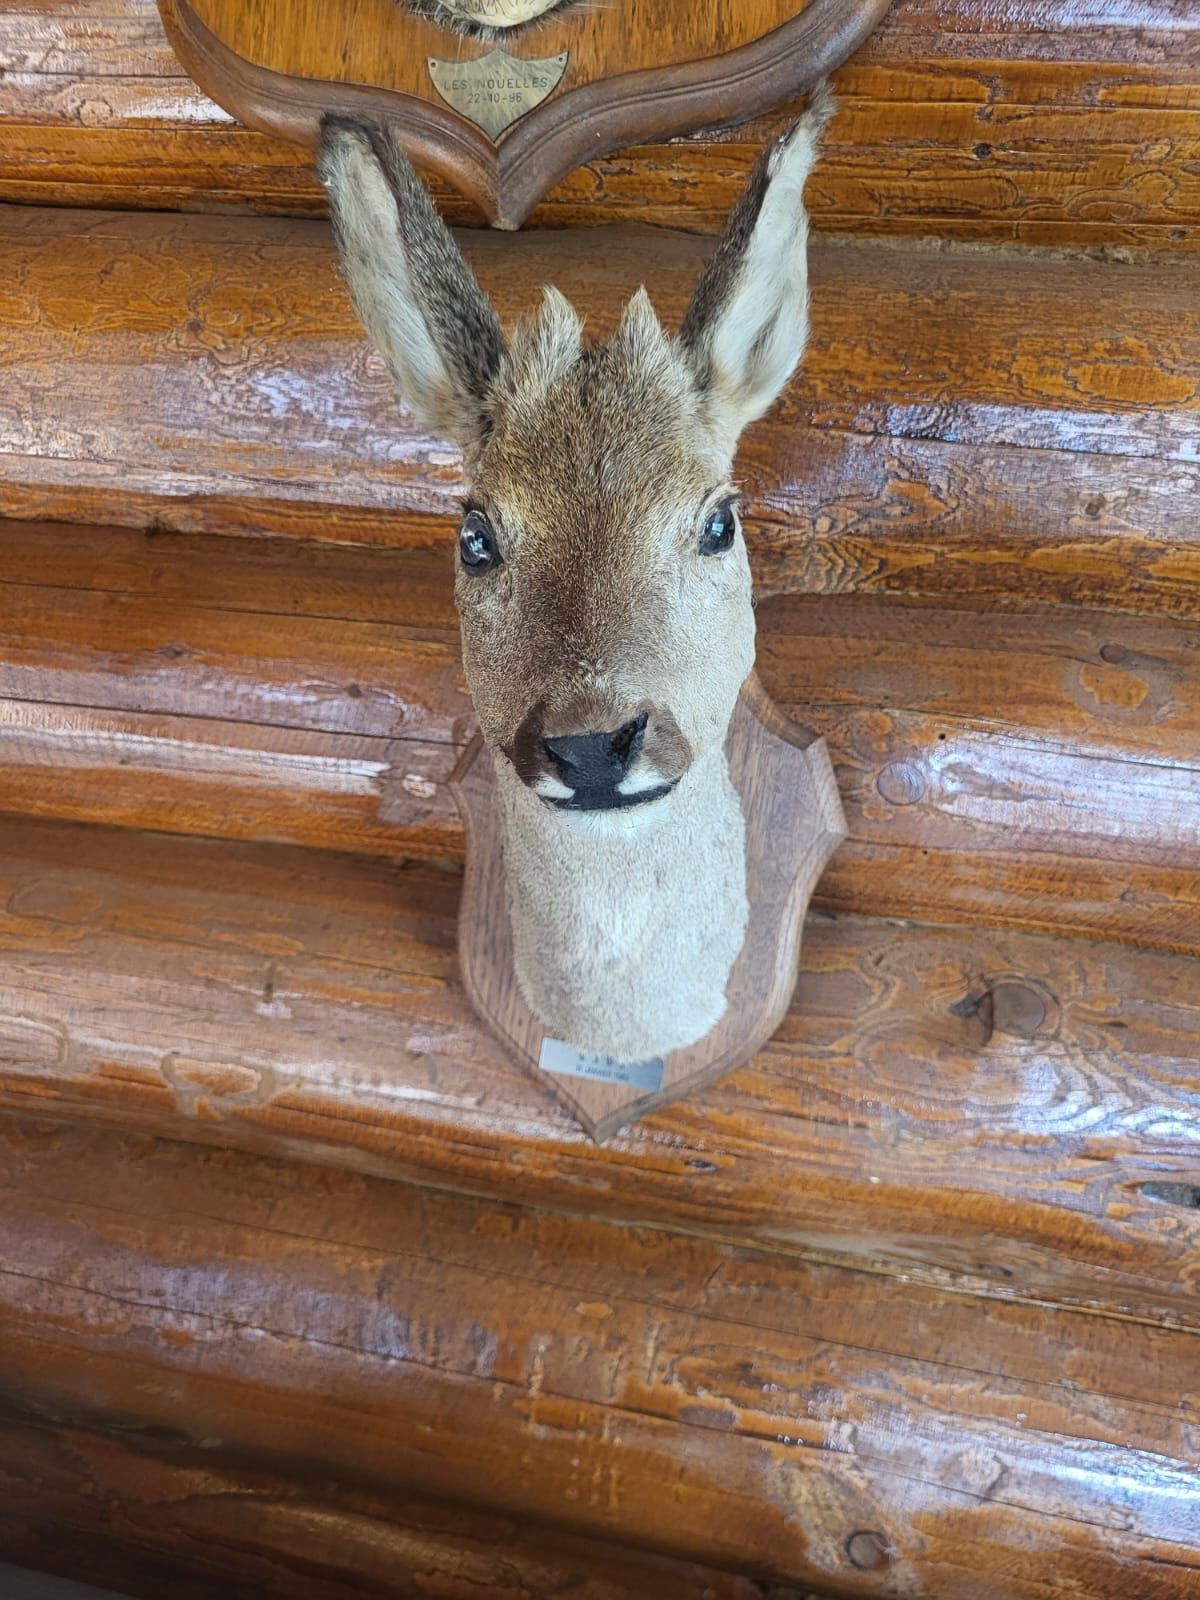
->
[428,47,568,140]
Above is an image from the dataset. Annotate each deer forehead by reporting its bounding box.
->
[477,330,728,549]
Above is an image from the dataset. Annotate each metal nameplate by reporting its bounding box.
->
[539,1038,665,1093]
[428,48,568,141]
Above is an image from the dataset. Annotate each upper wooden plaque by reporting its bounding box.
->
[158,0,891,226]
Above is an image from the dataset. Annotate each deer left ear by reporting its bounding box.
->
[678,85,834,442]
[319,115,506,454]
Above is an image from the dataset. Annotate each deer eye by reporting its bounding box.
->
[459,508,502,576]
[699,499,738,556]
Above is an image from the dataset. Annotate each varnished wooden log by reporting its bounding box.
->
[2,209,1196,619]
[0,1413,789,1600]
[1,1113,1199,1597]
[7,523,1199,768]
[758,593,1200,766]
[1,0,1197,248]
[0,520,1195,953]
[0,815,1196,1324]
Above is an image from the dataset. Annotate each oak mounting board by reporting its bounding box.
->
[452,674,847,1141]
[157,0,891,226]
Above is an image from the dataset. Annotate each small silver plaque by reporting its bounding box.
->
[539,1038,664,1092]
[428,48,568,141]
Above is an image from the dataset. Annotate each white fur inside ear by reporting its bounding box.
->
[326,135,455,425]
[700,110,832,441]
[322,128,483,443]
[706,122,820,433]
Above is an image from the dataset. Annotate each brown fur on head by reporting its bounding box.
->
[320,92,832,817]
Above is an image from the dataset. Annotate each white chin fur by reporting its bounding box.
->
[551,788,675,839]
[533,774,575,800]
[617,765,670,796]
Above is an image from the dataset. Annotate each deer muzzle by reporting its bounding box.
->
[505,701,693,813]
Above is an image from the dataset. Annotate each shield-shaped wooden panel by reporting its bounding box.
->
[158,0,891,226]
[452,675,847,1142]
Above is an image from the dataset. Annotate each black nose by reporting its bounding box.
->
[543,714,647,790]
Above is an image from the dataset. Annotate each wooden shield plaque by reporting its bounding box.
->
[158,0,892,226]
[452,675,847,1142]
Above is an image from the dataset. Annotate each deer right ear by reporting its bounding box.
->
[319,117,506,453]
[678,85,834,443]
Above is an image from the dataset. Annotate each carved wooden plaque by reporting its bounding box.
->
[452,675,847,1142]
[157,0,892,226]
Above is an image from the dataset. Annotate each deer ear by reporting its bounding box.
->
[679,85,834,441]
[319,116,506,452]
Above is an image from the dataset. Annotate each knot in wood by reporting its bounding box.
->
[951,978,1059,1047]
[845,1530,891,1571]
[876,761,927,806]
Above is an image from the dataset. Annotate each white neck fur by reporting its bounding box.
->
[496,743,748,1061]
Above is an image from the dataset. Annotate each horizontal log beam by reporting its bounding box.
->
[0,521,1195,951]
[1,0,1197,248]
[0,816,1196,1323]
[3,209,1198,619]
[1,1112,1198,1596]
[0,1411,780,1600]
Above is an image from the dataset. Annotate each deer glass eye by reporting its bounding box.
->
[699,499,739,556]
[459,509,502,576]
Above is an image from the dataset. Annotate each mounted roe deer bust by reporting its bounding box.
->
[320,89,833,1064]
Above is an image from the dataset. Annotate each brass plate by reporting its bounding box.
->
[428,47,568,140]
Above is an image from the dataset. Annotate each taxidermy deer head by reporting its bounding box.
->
[320,90,832,1064]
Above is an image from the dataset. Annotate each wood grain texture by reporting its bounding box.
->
[159,0,888,225]
[452,678,846,1141]
[0,816,1196,1325]
[1,1112,1199,1597]
[4,10,1197,1586]
[0,519,1195,953]
[2,207,1197,620]
[1,1416,795,1600]
[181,0,847,95]
[2,0,1198,247]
